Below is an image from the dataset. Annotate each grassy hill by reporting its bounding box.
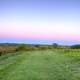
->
[0,50,80,80]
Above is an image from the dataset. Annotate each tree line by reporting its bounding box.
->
[0,43,80,56]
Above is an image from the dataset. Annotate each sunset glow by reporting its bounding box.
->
[0,0,80,44]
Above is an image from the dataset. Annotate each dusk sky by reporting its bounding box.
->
[0,0,80,45]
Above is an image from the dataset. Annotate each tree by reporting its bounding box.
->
[52,43,58,48]
[71,44,80,49]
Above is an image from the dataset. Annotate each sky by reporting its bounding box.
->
[0,0,80,45]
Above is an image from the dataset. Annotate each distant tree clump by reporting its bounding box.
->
[71,44,80,49]
[52,43,58,48]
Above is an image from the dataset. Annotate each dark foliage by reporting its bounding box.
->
[15,44,27,51]
[0,51,2,56]
[71,45,80,49]
[34,45,40,48]
[52,43,58,48]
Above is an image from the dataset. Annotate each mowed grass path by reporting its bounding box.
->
[0,50,80,80]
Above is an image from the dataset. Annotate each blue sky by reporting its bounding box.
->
[0,0,80,45]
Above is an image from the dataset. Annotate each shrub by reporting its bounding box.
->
[71,45,80,49]
[0,51,2,56]
[35,45,40,48]
[16,44,27,51]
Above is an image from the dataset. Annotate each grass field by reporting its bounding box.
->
[0,50,80,80]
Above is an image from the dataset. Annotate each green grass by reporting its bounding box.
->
[0,50,80,80]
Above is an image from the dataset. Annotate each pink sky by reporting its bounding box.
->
[0,0,80,44]
[0,21,80,41]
